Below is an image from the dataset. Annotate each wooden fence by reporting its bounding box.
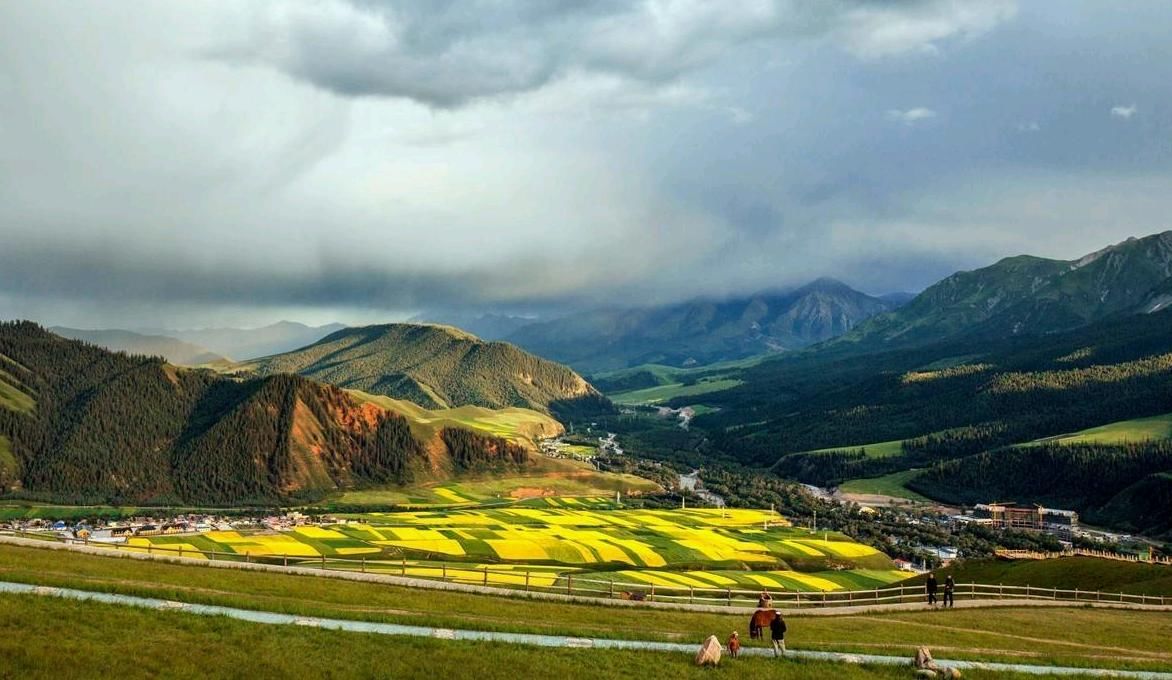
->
[995,548,1172,565]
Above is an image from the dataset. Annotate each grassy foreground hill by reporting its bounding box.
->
[238,323,611,418]
[0,323,582,506]
[0,544,1169,677]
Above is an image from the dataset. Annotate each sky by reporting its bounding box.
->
[1,0,1171,328]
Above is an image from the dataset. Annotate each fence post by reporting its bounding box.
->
[1026,584,1030,599]
[361,556,366,574]
[402,556,406,576]
[1074,587,1079,602]
[210,549,215,562]
[650,584,655,602]
[245,552,250,564]
[178,546,183,558]
[899,584,905,603]
[568,574,573,595]
[148,544,153,554]
[284,554,288,567]
[727,588,732,606]
[442,564,447,582]
[526,572,531,592]
[690,587,694,604]
[321,555,326,570]
[483,566,489,586]
[609,580,614,598]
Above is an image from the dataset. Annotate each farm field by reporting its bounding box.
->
[1027,412,1172,446]
[0,543,1169,675]
[121,507,899,593]
[838,470,930,501]
[609,378,744,405]
[335,460,660,507]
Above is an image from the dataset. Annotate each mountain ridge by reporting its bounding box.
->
[833,231,1172,351]
[237,323,609,418]
[505,278,898,373]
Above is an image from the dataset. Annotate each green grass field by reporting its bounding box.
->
[0,373,35,413]
[335,458,661,507]
[803,439,905,459]
[610,379,744,405]
[0,594,1049,680]
[592,355,767,386]
[1028,413,1172,446]
[838,470,930,501]
[911,557,1172,598]
[0,544,1169,675]
[349,389,563,446]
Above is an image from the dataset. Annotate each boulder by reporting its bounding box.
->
[695,635,722,666]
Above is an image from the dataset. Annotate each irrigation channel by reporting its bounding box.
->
[4,535,1171,614]
[2,580,1170,678]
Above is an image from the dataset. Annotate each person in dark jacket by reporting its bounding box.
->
[769,612,787,656]
[943,574,955,608]
[926,572,938,606]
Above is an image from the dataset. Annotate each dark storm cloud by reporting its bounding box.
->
[215,0,1016,107]
[3,1,1172,329]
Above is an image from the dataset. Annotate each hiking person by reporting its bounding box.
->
[769,611,787,656]
[727,631,741,658]
[926,572,938,606]
[943,575,955,608]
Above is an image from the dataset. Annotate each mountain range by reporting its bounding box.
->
[834,231,1172,351]
[0,323,550,505]
[235,323,608,417]
[505,278,901,373]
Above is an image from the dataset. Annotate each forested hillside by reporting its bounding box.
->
[834,231,1172,352]
[0,323,534,505]
[239,323,610,418]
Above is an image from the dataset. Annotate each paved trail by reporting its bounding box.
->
[3,580,1170,679]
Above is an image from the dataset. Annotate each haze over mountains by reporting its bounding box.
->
[48,328,226,367]
[503,279,902,373]
[142,321,347,362]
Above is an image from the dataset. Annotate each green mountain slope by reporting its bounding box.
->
[49,327,226,366]
[0,323,544,505]
[238,323,608,417]
[507,278,897,373]
[836,231,1172,351]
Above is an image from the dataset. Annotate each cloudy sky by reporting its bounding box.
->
[2,1,1171,328]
